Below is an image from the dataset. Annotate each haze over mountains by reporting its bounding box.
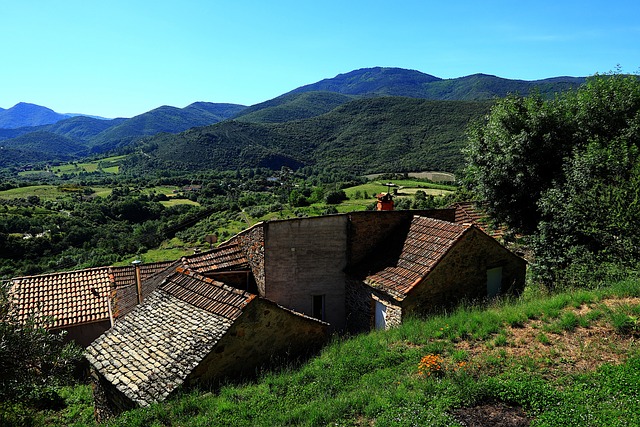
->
[1,67,587,170]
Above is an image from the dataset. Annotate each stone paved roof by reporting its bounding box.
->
[9,267,113,329]
[365,216,470,299]
[181,243,249,273]
[85,269,255,406]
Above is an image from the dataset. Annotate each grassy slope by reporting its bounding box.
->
[27,278,638,427]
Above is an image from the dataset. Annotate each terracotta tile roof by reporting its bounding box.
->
[451,201,487,224]
[181,243,249,273]
[85,269,255,406]
[364,216,470,299]
[450,201,504,238]
[9,267,113,329]
[110,261,179,318]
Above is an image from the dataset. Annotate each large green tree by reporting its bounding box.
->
[465,71,640,286]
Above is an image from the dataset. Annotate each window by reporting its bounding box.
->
[312,295,325,321]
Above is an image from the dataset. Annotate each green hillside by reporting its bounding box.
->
[0,103,246,166]
[87,103,247,152]
[288,67,586,100]
[22,278,640,426]
[126,97,492,175]
[234,91,354,123]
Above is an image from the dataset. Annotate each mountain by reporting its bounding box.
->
[86,102,247,152]
[0,102,246,166]
[0,102,73,129]
[126,97,493,175]
[1,67,588,168]
[234,92,354,123]
[287,67,586,101]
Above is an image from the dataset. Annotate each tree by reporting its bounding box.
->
[0,286,82,406]
[325,190,347,205]
[465,71,640,287]
[464,93,573,233]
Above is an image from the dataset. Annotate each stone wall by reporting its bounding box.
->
[228,224,266,295]
[186,298,328,386]
[347,209,456,266]
[263,216,348,330]
[345,279,402,333]
[402,227,527,316]
[90,367,136,423]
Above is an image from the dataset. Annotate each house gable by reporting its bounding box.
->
[402,226,526,314]
[363,216,469,300]
[85,269,254,411]
[8,267,114,346]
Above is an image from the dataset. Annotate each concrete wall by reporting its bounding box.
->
[187,298,328,386]
[263,216,348,330]
[402,227,527,316]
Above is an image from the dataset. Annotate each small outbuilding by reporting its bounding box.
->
[8,267,115,347]
[85,268,328,421]
[346,216,526,331]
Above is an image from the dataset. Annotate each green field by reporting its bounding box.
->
[18,155,128,177]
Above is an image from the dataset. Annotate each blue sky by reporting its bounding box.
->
[1,1,638,118]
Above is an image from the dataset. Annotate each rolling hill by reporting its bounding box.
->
[125,97,493,175]
[1,67,588,169]
[0,103,246,167]
[287,67,586,100]
[0,102,74,129]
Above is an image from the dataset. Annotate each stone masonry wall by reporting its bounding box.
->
[347,209,456,266]
[90,367,136,423]
[228,224,266,295]
[186,298,328,386]
[402,228,526,316]
[345,278,402,333]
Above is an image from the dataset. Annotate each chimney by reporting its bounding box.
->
[376,182,395,211]
[131,259,143,304]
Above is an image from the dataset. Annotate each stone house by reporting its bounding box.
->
[85,268,327,421]
[182,209,458,331]
[345,216,527,331]
[7,261,176,347]
[8,267,115,347]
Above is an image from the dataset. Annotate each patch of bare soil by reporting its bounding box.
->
[451,296,639,425]
[454,402,530,427]
[455,296,639,377]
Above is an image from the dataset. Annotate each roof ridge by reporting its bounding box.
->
[11,265,111,281]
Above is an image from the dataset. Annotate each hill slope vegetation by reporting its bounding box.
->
[125,97,492,175]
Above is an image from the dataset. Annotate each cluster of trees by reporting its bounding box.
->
[465,71,640,287]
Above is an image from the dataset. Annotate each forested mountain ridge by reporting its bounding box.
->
[2,67,587,168]
[287,67,586,100]
[0,102,75,129]
[0,103,247,167]
[125,97,492,175]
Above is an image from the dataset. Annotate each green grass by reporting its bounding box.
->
[159,199,200,207]
[22,277,640,426]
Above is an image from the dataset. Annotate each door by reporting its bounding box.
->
[375,300,387,330]
[487,267,503,298]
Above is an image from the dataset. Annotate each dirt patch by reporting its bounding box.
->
[453,402,531,427]
[455,296,639,377]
